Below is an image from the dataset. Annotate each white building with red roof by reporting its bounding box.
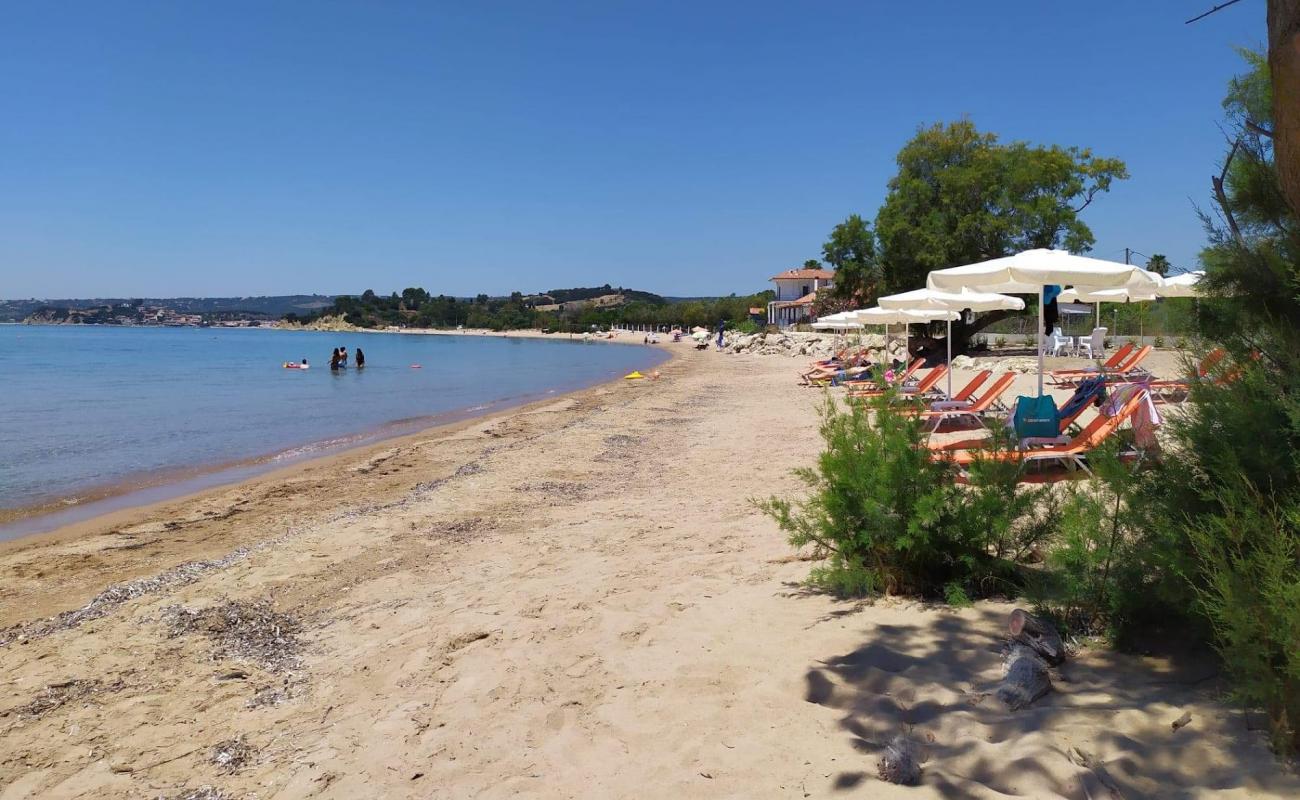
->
[767,267,834,328]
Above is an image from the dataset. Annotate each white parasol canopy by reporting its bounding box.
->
[1058,286,1160,303]
[877,289,1025,396]
[813,310,864,325]
[926,249,1163,393]
[811,311,864,331]
[1160,270,1205,298]
[847,307,960,325]
[926,249,1164,294]
[847,307,959,380]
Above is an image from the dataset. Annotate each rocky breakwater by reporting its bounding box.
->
[718,332,1043,374]
[720,331,890,358]
[278,315,359,333]
[949,354,1043,374]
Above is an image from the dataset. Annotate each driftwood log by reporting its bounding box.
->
[997,645,1052,710]
[875,735,921,785]
[1008,608,1066,666]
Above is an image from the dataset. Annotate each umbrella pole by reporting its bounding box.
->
[1096,302,1101,329]
[1037,286,1045,395]
[946,318,953,398]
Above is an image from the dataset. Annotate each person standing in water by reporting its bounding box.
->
[355,348,365,368]
[330,348,341,370]
[339,346,348,367]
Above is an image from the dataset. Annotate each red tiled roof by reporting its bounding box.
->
[770,268,835,281]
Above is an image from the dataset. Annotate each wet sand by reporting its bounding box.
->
[1,345,1296,799]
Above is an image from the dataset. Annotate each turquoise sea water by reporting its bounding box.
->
[0,325,666,535]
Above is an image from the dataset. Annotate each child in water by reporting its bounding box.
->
[356,348,365,368]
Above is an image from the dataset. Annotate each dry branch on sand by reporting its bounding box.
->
[875,734,922,785]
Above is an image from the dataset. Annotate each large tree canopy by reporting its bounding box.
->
[873,120,1129,297]
[820,214,880,311]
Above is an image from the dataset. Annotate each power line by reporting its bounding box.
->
[1185,0,1247,25]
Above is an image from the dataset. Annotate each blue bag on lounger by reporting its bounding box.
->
[1013,394,1060,440]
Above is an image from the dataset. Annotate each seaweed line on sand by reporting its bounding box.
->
[158,787,232,800]
[3,677,127,721]
[162,598,303,674]
[210,735,258,774]
[0,447,502,648]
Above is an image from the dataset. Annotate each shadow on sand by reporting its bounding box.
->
[802,603,1300,799]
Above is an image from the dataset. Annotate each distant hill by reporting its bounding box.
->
[523,285,665,309]
[0,295,335,323]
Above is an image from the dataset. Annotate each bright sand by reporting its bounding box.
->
[2,343,1297,799]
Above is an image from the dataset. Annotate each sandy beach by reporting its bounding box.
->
[2,343,1297,799]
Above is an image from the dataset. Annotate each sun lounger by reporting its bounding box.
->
[897,370,992,410]
[906,372,1015,429]
[849,364,948,400]
[1109,345,1153,380]
[1128,348,1229,403]
[1047,341,1134,383]
[945,370,992,403]
[841,357,924,389]
[1051,345,1152,387]
[804,365,874,387]
[928,375,1105,451]
[933,391,1147,478]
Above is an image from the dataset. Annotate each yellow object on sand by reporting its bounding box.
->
[624,371,645,380]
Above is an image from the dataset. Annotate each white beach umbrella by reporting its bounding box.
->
[1059,283,1160,328]
[812,311,863,328]
[847,306,960,375]
[878,288,1025,396]
[1160,270,1205,298]
[926,249,1163,393]
[811,315,864,331]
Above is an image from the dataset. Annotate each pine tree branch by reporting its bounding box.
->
[1212,138,1246,244]
[1246,119,1275,138]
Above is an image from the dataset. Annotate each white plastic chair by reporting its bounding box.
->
[1078,327,1106,360]
[1048,327,1072,357]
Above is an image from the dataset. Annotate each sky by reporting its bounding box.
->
[0,1,1267,299]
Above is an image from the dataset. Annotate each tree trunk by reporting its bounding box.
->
[949,309,1016,355]
[1270,0,1300,219]
[997,645,1052,710]
[1008,608,1067,665]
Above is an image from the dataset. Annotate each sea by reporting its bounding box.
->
[0,325,668,539]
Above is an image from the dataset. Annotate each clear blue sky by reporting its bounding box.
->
[0,1,1265,299]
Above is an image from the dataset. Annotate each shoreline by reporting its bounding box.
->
[0,334,673,545]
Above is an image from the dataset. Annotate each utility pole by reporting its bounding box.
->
[1124,247,1131,265]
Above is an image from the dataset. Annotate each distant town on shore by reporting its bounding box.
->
[4,284,778,333]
